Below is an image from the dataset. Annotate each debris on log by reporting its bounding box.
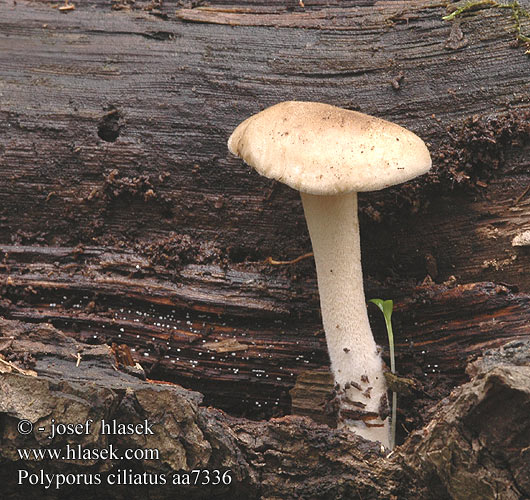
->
[0,318,528,499]
[1,0,530,497]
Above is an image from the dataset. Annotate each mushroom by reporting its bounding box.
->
[228,101,431,448]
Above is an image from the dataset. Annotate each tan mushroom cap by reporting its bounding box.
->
[228,101,432,195]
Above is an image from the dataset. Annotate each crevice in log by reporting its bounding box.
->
[1,1,530,495]
[2,241,529,439]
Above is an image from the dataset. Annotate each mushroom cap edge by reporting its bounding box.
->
[228,101,432,195]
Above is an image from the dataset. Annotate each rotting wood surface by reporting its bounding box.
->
[0,319,528,499]
[0,0,529,428]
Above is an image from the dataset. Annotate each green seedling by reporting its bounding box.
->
[369,298,397,450]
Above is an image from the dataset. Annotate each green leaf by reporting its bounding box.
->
[369,298,395,373]
[369,298,393,323]
[370,297,397,449]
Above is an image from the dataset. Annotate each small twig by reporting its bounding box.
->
[401,422,411,435]
[71,352,82,367]
[514,183,530,206]
[264,252,313,266]
[59,0,75,11]
[443,0,498,21]
[0,357,37,377]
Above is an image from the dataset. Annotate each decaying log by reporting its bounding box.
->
[1,0,529,422]
[289,370,336,427]
[1,0,530,496]
[399,341,530,500]
[0,0,529,289]
[0,318,528,499]
[2,246,529,436]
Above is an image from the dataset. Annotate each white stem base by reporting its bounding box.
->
[301,192,390,448]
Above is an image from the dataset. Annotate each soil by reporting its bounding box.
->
[361,109,530,222]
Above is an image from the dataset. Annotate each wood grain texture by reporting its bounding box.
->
[1,318,528,499]
[0,0,529,421]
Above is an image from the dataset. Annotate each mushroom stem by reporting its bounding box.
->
[301,191,390,447]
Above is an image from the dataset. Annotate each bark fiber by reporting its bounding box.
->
[1,0,529,498]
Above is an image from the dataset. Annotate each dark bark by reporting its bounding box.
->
[2,244,529,434]
[0,318,528,499]
[1,0,530,497]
